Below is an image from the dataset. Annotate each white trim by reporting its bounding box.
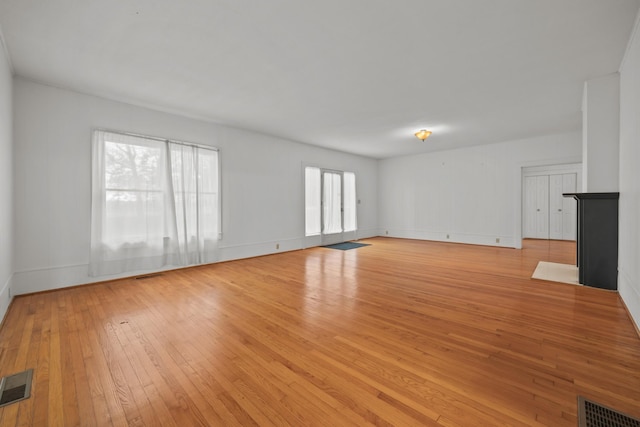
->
[12,264,179,295]
[94,128,219,152]
[10,229,381,296]
[14,263,87,274]
[0,274,13,325]
[521,163,582,177]
[217,149,223,240]
[618,267,640,331]
[379,229,517,248]
[218,236,301,251]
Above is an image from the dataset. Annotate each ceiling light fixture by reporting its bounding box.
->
[415,129,432,141]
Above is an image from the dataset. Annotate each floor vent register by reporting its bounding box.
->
[0,369,33,407]
[578,396,640,427]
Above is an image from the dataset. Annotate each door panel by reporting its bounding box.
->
[549,173,577,240]
[535,175,549,238]
[523,176,538,238]
[549,175,564,239]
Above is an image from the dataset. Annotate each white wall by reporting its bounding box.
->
[12,78,378,294]
[378,132,581,248]
[0,31,13,322]
[582,73,620,192]
[619,16,640,330]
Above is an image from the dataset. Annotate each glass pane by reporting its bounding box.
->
[169,143,220,248]
[104,190,166,249]
[305,167,321,236]
[104,140,164,191]
[343,172,357,232]
[103,135,167,250]
[323,172,342,234]
[198,149,219,240]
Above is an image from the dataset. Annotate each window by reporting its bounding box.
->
[90,130,220,276]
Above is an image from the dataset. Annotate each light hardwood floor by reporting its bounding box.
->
[0,238,639,426]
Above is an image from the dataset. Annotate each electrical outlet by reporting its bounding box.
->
[446,234,450,239]
[276,243,280,249]
[496,238,500,243]
[385,230,389,235]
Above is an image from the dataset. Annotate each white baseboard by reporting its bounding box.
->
[9,230,395,297]
[353,228,378,240]
[0,273,13,325]
[377,228,517,248]
[11,236,327,295]
[218,237,304,262]
[619,268,640,333]
[12,263,136,295]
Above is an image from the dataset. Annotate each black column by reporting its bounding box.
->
[563,192,619,290]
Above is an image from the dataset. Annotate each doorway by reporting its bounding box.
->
[305,167,357,246]
[522,164,581,240]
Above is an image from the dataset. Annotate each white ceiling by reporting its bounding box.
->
[1,0,638,159]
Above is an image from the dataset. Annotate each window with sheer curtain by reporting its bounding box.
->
[90,130,220,276]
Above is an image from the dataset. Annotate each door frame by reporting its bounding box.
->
[303,164,358,248]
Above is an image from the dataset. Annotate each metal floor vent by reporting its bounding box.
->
[0,369,33,407]
[578,396,640,427]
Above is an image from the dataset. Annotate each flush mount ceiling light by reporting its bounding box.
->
[414,129,432,141]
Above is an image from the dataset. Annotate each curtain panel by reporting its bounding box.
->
[89,130,219,276]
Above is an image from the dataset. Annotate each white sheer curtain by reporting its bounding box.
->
[90,130,219,276]
[305,167,321,236]
[343,172,357,232]
[168,143,219,266]
[323,171,342,234]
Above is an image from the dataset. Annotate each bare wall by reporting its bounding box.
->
[12,78,378,294]
[619,15,640,330]
[378,132,582,248]
[0,31,13,321]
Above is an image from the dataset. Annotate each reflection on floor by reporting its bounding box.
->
[532,261,580,285]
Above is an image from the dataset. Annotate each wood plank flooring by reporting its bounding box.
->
[0,238,639,426]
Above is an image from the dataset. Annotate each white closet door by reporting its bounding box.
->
[523,176,550,238]
[534,175,549,238]
[523,176,538,238]
[549,175,564,239]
